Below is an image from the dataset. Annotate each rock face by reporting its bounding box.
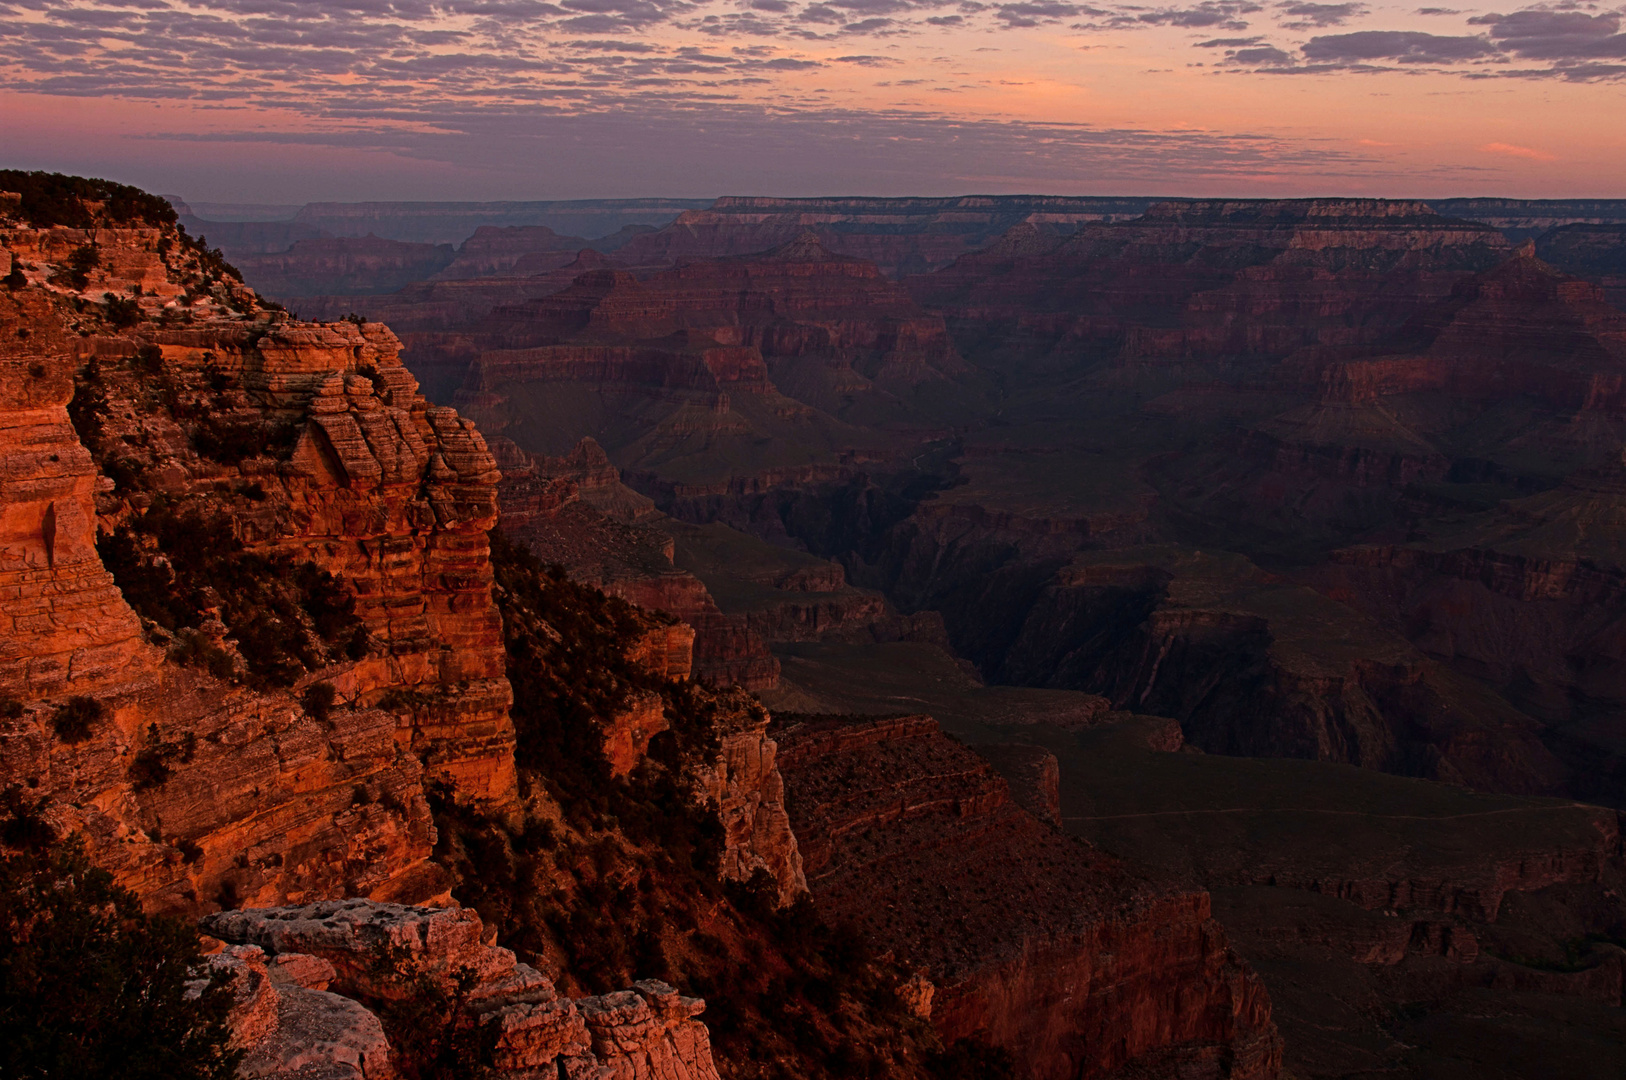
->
[202,943,392,1080]
[202,900,722,1080]
[909,199,1511,370]
[1051,716,1626,1080]
[286,199,710,247]
[612,195,1158,278]
[490,435,779,691]
[1537,222,1626,310]
[429,225,593,281]
[678,210,1626,806]
[0,287,147,694]
[1429,197,1626,242]
[695,711,808,905]
[0,195,515,914]
[774,714,1281,1080]
[230,236,456,297]
[440,233,975,450]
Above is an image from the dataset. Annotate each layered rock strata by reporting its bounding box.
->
[612,195,1158,278]
[910,199,1511,369]
[774,713,1281,1080]
[230,236,456,298]
[490,435,779,690]
[695,709,808,905]
[0,200,515,913]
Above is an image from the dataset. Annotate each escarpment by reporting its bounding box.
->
[908,198,1511,369]
[774,713,1282,1080]
[0,183,514,913]
[22,176,1626,1080]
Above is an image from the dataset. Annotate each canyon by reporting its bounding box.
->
[6,173,1626,1080]
[220,190,1626,1077]
[1,173,1291,1080]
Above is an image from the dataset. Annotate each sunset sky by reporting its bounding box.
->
[1,0,1623,201]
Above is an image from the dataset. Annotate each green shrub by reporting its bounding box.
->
[0,833,240,1080]
[51,696,104,744]
[103,293,140,328]
[0,170,179,229]
[302,682,337,723]
[129,725,174,791]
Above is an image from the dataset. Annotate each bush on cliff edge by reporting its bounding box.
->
[0,824,240,1080]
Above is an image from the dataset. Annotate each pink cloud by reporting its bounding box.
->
[1480,141,1557,162]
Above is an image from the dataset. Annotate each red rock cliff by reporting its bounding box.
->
[0,202,515,914]
[775,714,1281,1080]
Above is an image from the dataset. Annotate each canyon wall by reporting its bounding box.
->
[1,198,515,914]
[775,713,1282,1080]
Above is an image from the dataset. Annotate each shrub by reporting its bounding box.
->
[50,245,100,290]
[167,629,237,681]
[103,293,140,328]
[927,1039,1017,1080]
[134,344,164,374]
[51,696,104,744]
[129,725,175,791]
[0,833,240,1080]
[0,170,180,229]
[302,682,337,723]
[97,506,367,689]
[191,415,300,465]
[0,787,52,850]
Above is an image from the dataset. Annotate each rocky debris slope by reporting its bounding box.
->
[201,899,721,1080]
[0,178,515,913]
[774,712,1282,1080]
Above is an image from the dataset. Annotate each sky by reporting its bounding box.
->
[0,0,1623,201]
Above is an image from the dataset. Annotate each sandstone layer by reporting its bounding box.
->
[0,191,515,914]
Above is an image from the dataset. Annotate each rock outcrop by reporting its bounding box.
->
[490,435,779,690]
[0,187,515,914]
[1537,222,1626,309]
[695,710,808,905]
[202,900,722,1080]
[774,713,1281,1080]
